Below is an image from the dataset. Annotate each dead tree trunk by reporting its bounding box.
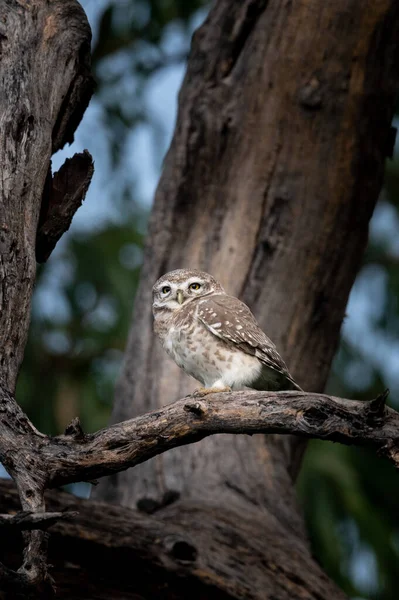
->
[0,0,399,598]
[93,0,399,597]
[0,0,92,393]
[0,0,94,594]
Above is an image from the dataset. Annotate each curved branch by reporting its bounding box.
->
[3,384,398,491]
[37,388,398,487]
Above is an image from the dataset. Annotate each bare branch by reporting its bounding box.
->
[40,389,399,487]
[2,379,398,593]
[0,510,78,531]
[2,384,398,498]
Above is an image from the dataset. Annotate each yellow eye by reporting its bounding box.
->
[161,286,171,294]
[189,282,201,291]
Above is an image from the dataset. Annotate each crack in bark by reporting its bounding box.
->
[219,0,269,79]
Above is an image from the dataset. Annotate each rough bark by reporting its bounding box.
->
[0,376,397,595]
[0,0,93,393]
[93,0,399,598]
[0,0,93,592]
[36,150,94,263]
[0,510,78,532]
[1,385,397,491]
[0,479,347,600]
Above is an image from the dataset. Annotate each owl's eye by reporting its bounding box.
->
[189,282,201,291]
[161,286,171,295]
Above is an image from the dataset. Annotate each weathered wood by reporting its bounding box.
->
[1,375,398,595]
[18,389,399,487]
[0,510,78,531]
[0,480,347,600]
[3,382,398,491]
[3,384,399,491]
[0,0,93,592]
[0,0,93,392]
[36,151,94,262]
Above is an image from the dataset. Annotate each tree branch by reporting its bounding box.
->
[2,385,399,490]
[43,389,399,486]
[0,510,78,531]
[0,479,347,600]
[1,380,398,592]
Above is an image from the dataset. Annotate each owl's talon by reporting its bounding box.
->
[192,386,232,398]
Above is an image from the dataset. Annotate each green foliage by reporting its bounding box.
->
[14,1,399,598]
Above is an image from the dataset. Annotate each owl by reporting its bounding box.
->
[152,269,300,394]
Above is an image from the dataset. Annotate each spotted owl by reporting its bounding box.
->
[152,269,300,394]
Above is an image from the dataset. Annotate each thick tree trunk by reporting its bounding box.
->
[0,0,93,393]
[0,0,93,594]
[93,0,399,597]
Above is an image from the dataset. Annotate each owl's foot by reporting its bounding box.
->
[192,386,232,398]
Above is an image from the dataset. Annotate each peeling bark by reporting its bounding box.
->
[36,151,94,263]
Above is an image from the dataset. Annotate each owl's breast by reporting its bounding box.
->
[163,320,200,365]
[156,304,262,389]
[161,317,217,385]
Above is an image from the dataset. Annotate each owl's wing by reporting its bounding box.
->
[197,294,300,390]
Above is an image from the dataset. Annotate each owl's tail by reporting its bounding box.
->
[285,373,303,392]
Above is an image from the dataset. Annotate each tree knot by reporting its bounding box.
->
[64,417,86,441]
[164,535,198,563]
[364,389,389,424]
[183,401,205,416]
[298,76,323,109]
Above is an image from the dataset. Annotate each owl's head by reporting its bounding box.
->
[152,269,225,313]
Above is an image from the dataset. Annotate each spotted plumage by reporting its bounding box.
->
[152,269,300,393]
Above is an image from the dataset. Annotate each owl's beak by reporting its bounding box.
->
[176,289,184,305]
